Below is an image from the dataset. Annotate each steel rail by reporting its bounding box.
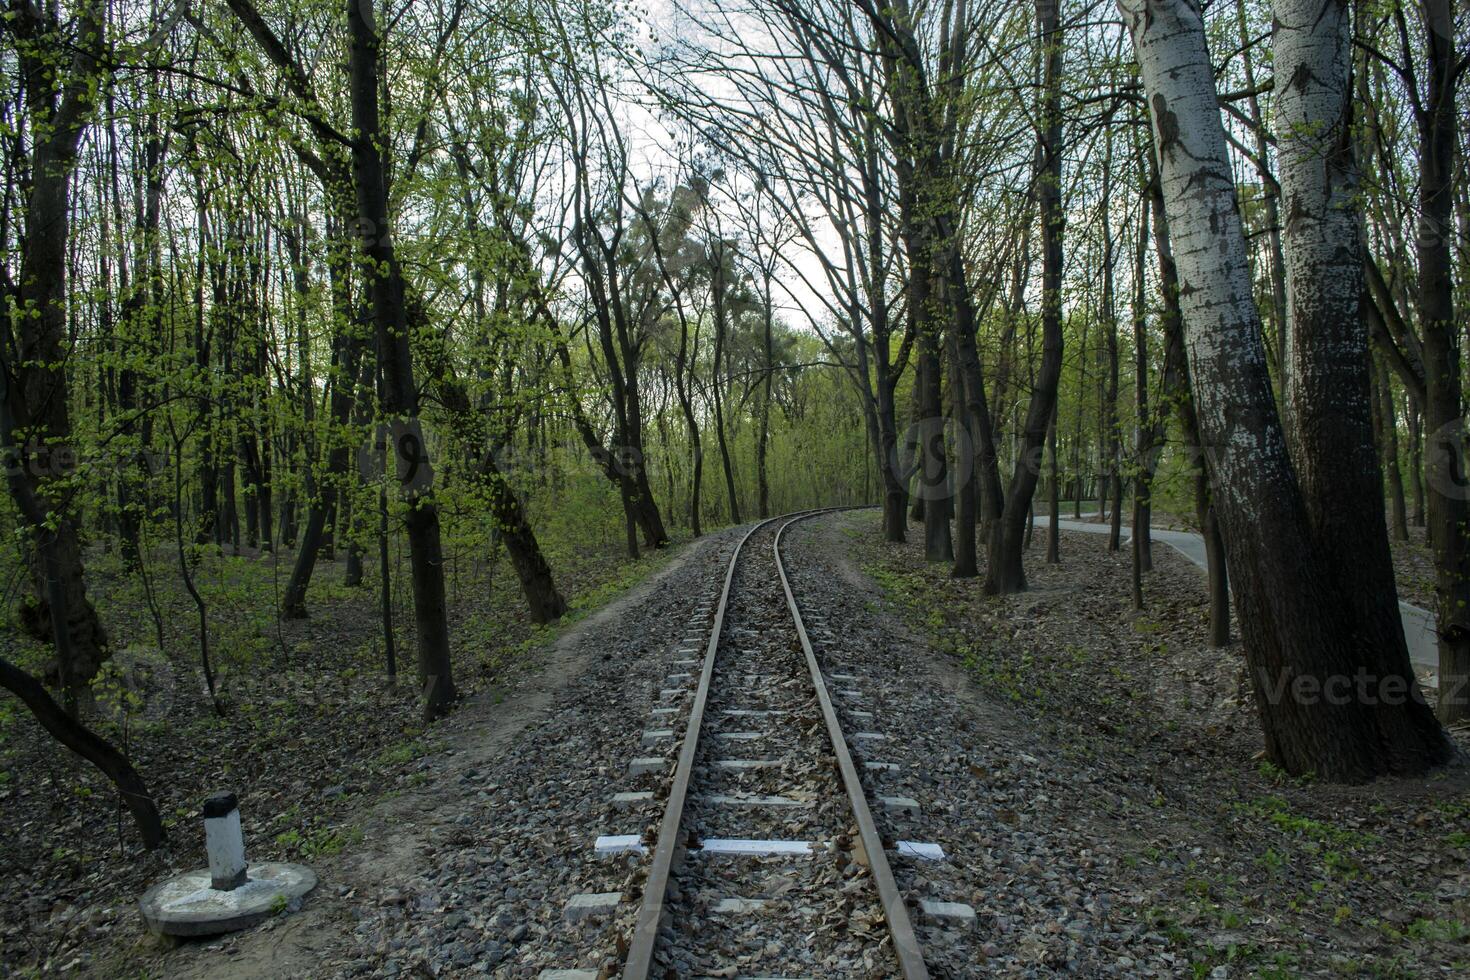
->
[774,514,929,979]
[619,512,789,979]
[622,506,921,979]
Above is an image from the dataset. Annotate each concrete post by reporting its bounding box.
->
[202,792,248,891]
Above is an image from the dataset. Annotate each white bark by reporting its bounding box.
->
[1118,0,1450,779]
[1275,0,1363,436]
[1116,0,1289,512]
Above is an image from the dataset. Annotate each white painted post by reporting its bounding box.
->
[202,792,248,891]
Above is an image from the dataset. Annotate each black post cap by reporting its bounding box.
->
[202,792,239,819]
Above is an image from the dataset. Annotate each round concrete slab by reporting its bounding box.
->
[139,862,317,937]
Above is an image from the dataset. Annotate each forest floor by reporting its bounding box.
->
[842,513,1470,977]
[2,511,1467,978]
[0,525,688,976]
[1390,528,1438,612]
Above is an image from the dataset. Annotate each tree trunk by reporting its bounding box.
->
[345,363,374,587]
[1150,154,1229,647]
[280,317,364,616]
[948,245,1005,558]
[905,375,925,526]
[0,657,165,848]
[948,325,978,577]
[1413,0,1470,724]
[1046,413,1060,564]
[1407,394,1426,527]
[1122,0,1450,778]
[918,330,952,563]
[1200,481,1230,648]
[279,445,298,549]
[113,116,167,570]
[757,300,774,519]
[348,0,456,720]
[376,426,397,683]
[1376,360,1409,542]
[710,256,742,525]
[985,0,1065,595]
[429,361,568,625]
[3,0,111,700]
[1276,0,1446,749]
[683,400,704,537]
[1132,171,1158,572]
[1101,137,1123,553]
[877,363,908,542]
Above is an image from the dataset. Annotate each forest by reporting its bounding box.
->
[3,0,1470,976]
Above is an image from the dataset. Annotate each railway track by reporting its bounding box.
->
[545,510,950,979]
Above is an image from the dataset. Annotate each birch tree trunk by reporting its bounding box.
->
[1119,0,1449,779]
[1273,0,1446,764]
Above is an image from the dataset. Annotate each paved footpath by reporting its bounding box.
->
[1051,515,1440,682]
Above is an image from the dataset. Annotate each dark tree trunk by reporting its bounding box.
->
[278,427,297,550]
[345,364,373,587]
[674,318,704,536]
[242,426,263,551]
[1407,395,1426,528]
[1070,314,1089,521]
[874,329,908,542]
[429,361,567,625]
[2,0,111,699]
[884,54,952,565]
[985,0,1065,595]
[710,251,742,525]
[1046,413,1060,565]
[222,458,240,554]
[279,220,362,617]
[376,427,397,683]
[349,0,456,720]
[1275,0,1447,753]
[258,429,273,552]
[861,104,909,545]
[905,377,925,526]
[113,116,167,570]
[948,326,977,577]
[917,332,952,563]
[1108,464,1123,553]
[1414,0,1470,724]
[1101,138,1123,554]
[1132,179,1159,573]
[1375,360,1409,542]
[1200,479,1230,648]
[486,469,566,624]
[757,302,774,519]
[280,321,364,615]
[196,227,223,548]
[0,657,165,848]
[948,245,1005,563]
